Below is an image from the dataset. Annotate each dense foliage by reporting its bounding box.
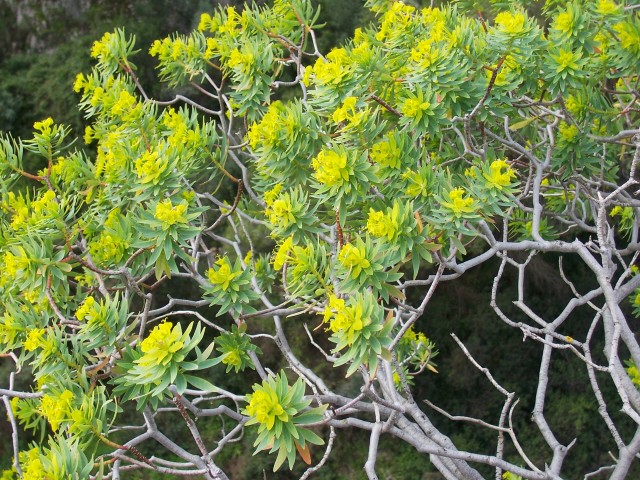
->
[1,0,640,478]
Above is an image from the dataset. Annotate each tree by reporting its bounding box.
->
[1,0,640,478]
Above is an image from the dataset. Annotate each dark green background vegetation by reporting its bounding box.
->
[1,1,637,478]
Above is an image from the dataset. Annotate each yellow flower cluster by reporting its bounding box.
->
[266,194,295,228]
[162,108,199,149]
[24,328,45,352]
[246,387,288,430]
[486,55,519,87]
[553,49,582,73]
[312,149,349,187]
[332,96,365,127]
[614,22,640,53]
[89,232,128,265]
[226,48,254,75]
[19,448,45,480]
[263,184,283,207]
[207,257,241,291]
[402,325,428,346]
[222,350,242,368]
[138,321,185,367]
[135,150,168,185]
[323,295,366,345]
[272,236,294,270]
[0,313,18,346]
[154,199,188,228]
[338,243,370,274]
[558,123,579,142]
[402,169,429,197]
[443,187,475,216]
[40,390,74,431]
[597,0,620,15]
[149,34,206,75]
[370,137,402,169]
[554,12,574,34]
[75,296,96,322]
[90,32,113,59]
[401,97,431,119]
[494,12,526,35]
[198,12,221,32]
[203,7,244,35]
[33,117,55,135]
[410,39,445,69]
[2,250,31,289]
[375,2,415,42]
[366,207,399,241]
[8,190,58,231]
[247,101,284,150]
[307,48,351,86]
[111,90,138,118]
[483,159,516,190]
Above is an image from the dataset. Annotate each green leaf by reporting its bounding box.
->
[184,375,217,393]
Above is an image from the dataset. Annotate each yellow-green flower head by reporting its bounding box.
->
[421,6,444,24]
[222,349,242,368]
[90,233,128,265]
[154,199,188,229]
[494,12,526,35]
[246,385,288,430]
[264,183,283,206]
[111,90,138,118]
[627,362,640,387]
[40,390,74,431]
[266,195,295,228]
[19,448,45,480]
[401,97,431,119]
[226,48,254,75]
[311,48,350,85]
[554,11,574,34]
[375,1,415,41]
[367,208,398,241]
[139,320,185,366]
[597,0,620,15]
[0,313,18,346]
[553,49,582,73]
[33,117,54,134]
[219,6,241,35]
[247,101,283,149]
[332,96,365,127]
[272,236,294,270]
[403,169,429,197]
[483,159,516,190]
[322,294,345,323]
[327,301,366,345]
[442,187,475,216]
[135,150,168,185]
[312,149,349,187]
[2,248,30,279]
[410,39,443,69]
[75,296,96,321]
[614,22,640,53]
[610,205,623,217]
[370,137,401,169]
[90,31,113,59]
[486,55,519,87]
[565,95,584,116]
[24,328,45,352]
[558,122,579,143]
[198,12,221,32]
[338,243,370,271]
[207,257,241,290]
